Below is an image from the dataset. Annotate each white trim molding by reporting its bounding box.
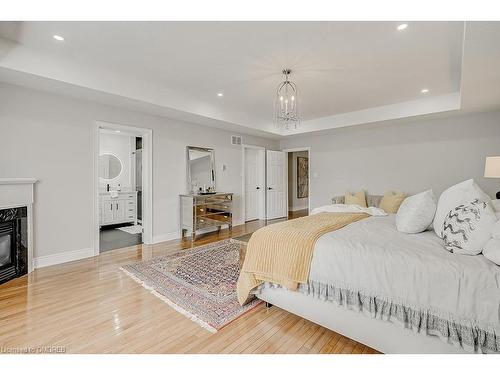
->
[232,219,245,227]
[152,222,240,245]
[152,232,180,244]
[282,147,312,215]
[33,247,95,269]
[93,121,154,256]
[282,93,461,136]
[0,178,38,185]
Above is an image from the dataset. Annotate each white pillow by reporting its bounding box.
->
[490,218,500,239]
[396,190,436,234]
[490,199,500,213]
[481,215,500,266]
[483,238,500,266]
[443,200,497,255]
[433,179,490,238]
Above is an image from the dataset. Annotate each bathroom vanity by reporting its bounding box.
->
[99,191,137,226]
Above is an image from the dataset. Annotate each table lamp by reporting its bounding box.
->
[484,156,500,199]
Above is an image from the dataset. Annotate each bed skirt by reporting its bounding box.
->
[257,281,500,353]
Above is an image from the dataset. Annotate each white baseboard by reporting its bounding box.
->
[152,222,243,245]
[33,247,95,269]
[34,220,247,267]
[289,206,308,212]
[152,231,181,244]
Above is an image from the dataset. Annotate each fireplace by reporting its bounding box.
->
[0,207,28,284]
[0,178,37,277]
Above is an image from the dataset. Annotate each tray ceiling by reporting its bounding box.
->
[0,21,499,137]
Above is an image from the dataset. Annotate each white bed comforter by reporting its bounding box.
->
[261,214,500,352]
[311,203,387,216]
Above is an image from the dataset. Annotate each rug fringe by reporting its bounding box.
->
[119,267,217,333]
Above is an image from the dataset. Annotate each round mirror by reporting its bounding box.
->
[99,153,122,180]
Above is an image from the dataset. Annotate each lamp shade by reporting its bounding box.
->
[484,156,500,178]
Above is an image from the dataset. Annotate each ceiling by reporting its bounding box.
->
[0,21,499,137]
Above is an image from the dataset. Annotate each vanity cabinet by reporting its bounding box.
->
[180,193,233,241]
[100,192,137,226]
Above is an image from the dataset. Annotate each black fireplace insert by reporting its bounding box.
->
[0,206,28,284]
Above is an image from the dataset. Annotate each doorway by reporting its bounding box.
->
[93,121,152,254]
[284,148,310,218]
[243,145,266,222]
[242,146,310,223]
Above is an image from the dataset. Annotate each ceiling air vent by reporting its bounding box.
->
[231,135,242,146]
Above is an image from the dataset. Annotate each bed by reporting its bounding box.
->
[238,202,500,354]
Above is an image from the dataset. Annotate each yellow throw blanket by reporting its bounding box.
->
[237,212,368,305]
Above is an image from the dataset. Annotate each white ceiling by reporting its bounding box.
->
[0,21,499,137]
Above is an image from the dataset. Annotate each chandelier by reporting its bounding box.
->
[275,68,300,130]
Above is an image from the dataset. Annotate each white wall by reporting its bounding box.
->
[0,83,278,263]
[280,111,500,209]
[3,80,500,267]
[287,151,309,211]
[99,132,134,191]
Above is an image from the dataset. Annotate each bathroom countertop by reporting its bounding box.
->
[99,191,137,195]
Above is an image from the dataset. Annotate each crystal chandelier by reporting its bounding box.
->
[275,68,300,130]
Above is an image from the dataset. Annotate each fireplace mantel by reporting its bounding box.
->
[0,178,38,273]
[0,178,38,184]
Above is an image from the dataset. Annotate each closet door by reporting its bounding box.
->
[266,150,287,220]
[245,148,261,221]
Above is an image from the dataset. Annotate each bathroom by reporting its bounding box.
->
[98,128,143,252]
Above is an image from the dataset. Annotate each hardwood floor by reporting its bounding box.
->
[288,209,309,219]
[0,216,379,354]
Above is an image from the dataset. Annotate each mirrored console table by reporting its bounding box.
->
[180,193,233,241]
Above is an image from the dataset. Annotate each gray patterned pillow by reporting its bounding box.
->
[443,199,497,255]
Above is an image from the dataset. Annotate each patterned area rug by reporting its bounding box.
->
[120,239,262,332]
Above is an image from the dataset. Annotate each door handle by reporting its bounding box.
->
[116,203,118,210]
[267,187,273,190]
[256,187,260,190]
[110,203,113,211]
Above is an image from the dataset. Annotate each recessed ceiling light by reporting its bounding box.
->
[421,88,429,94]
[115,130,121,133]
[217,93,224,97]
[53,34,65,41]
[397,23,408,31]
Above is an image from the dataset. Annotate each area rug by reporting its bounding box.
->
[120,239,262,332]
[117,225,142,234]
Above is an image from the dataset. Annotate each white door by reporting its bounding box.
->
[266,150,287,220]
[245,148,263,221]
